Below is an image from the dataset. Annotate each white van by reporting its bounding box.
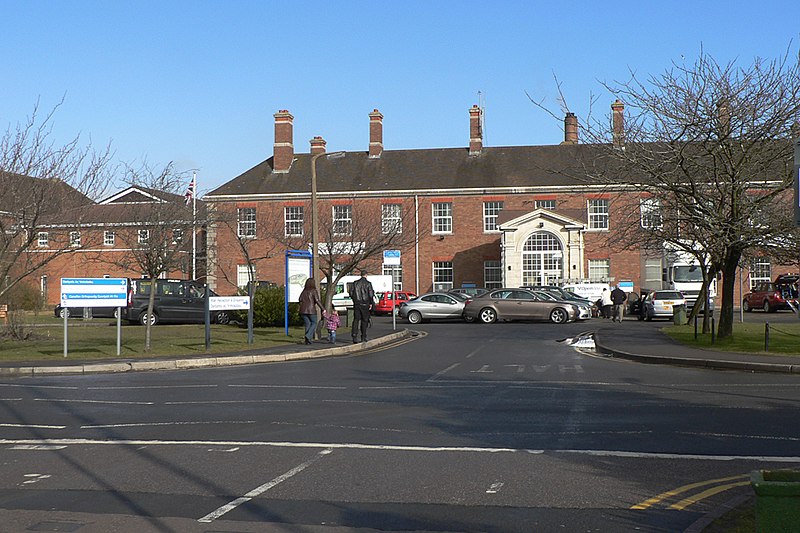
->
[323,275,393,312]
[562,282,611,304]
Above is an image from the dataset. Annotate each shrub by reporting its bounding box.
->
[235,286,301,327]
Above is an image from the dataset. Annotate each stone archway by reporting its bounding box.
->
[521,231,563,286]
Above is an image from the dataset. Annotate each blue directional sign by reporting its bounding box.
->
[60,278,128,308]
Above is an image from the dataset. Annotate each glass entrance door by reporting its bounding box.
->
[522,232,563,286]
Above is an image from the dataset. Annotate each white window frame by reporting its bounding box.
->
[750,258,771,289]
[535,199,556,210]
[332,205,352,236]
[138,229,150,244]
[640,198,663,229]
[284,206,304,237]
[69,231,81,247]
[588,199,609,230]
[237,264,256,289]
[382,264,403,291]
[483,201,503,232]
[588,259,610,281]
[237,207,257,239]
[484,260,502,289]
[37,232,49,247]
[432,261,453,292]
[381,204,402,234]
[432,202,453,234]
[103,230,115,246]
[172,228,183,244]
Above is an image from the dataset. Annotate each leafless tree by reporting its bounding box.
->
[537,47,800,338]
[0,101,113,303]
[105,161,197,350]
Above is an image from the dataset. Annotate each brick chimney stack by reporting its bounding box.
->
[310,136,327,156]
[562,112,578,144]
[273,109,294,173]
[469,104,483,155]
[369,109,384,158]
[611,100,625,148]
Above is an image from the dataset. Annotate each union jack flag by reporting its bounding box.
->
[184,175,195,206]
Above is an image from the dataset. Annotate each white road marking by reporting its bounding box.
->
[81,420,256,429]
[164,400,308,405]
[0,423,65,429]
[228,384,346,390]
[0,398,23,401]
[34,399,154,405]
[10,445,67,450]
[428,363,461,382]
[22,473,51,484]
[0,384,78,390]
[486,481,504,494]
[2,438,800,462]
[197,448,332,523]
[88,385,218,390]
[208,447,240,452]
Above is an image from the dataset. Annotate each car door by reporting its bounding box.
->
[438,294,464,318]
[154,281,186,322]
[183,282,206,323]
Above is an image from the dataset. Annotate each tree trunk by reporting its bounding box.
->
[717,251,742,339]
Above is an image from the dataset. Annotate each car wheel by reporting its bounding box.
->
[637,312,644,321]
[763,301,771,313]
[479,307,497,324]
[139,312,158,326]
[216,312,230,325]
[407,310,422,324]
[59,307,70,319]
[463,314,475,323]
[742,300,751,312]
[645,311,652,321]
[550,307,568,324]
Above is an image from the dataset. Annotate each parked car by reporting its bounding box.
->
[123,279,230,326]
[54,305,120,319]
[639,290,686,321]
[374,291,417,315]
[523,285,594,319]
[449,287,489,297]
[527,289,592,320]
[742,274,800,313]
[463,288,578,324]
[398,292,469,324]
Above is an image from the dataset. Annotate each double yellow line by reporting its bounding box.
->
[631,474,750,511]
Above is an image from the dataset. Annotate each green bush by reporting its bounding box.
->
[1,283,43,311]
[236,286,301,327]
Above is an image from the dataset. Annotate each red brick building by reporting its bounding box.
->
[204,104,790,303]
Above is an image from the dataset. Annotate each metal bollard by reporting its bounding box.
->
[694,314,698,340]
[711,316,715,344]
[765,322,770,352]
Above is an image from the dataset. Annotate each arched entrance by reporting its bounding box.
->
[522,231,563,286]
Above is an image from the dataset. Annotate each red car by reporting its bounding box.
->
[742,274,799,312]
[374,291,416,315]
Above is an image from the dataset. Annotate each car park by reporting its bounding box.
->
[123,279,230,326]
[639,290,686,321]
[449,287,489,297]
[398,292,469,324]
[463,288,578,324]
[374,291,417,315]
[742,274,800,313]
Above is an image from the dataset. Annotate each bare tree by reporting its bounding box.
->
[106,161,197,351]
[0,101,113,302]
[538,47,800,338]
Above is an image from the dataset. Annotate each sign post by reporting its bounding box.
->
[60,278,128,357]
[285,250,313,337]
[384,250,401,330]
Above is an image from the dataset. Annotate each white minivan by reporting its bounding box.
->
[323,275,393,312]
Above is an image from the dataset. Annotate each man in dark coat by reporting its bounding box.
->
[610,285,628,323]
[350,270,375,343]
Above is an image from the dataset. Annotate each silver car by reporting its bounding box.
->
[398,292,469,324]
[463,288,578,324]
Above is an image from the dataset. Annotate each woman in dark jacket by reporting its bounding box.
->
[298,278,325,344]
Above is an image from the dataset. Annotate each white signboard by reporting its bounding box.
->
[60,278,128,308]
[209,296,251,311]
[287,256,311,302]
[383,249,401,266]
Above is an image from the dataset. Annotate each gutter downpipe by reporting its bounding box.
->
[415,195,420,293]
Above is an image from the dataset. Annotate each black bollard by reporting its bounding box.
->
[765,322,770,352]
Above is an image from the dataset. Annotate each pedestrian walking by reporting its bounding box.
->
[350,269,375,343]
[323,309,341,344]
[610,285,628,322]
[600,287,613,319]
[298,278,324,344]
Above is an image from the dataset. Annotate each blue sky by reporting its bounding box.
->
[2,1,799,195]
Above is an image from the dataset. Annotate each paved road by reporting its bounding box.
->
[1,316,799,532]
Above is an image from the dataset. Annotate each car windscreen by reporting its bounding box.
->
[654,291,683,300]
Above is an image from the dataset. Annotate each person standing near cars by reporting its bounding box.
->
[299,278,325,345]
[600,287,613,319]
[350,270,375,343]
[610,285,628,322]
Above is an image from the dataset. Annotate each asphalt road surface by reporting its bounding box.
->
[1,316,799,532]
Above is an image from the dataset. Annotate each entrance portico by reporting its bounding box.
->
[498,209,586,287]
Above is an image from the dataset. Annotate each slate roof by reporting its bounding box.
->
[206,144,617,199]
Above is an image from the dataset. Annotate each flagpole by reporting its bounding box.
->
[192,171,197,280]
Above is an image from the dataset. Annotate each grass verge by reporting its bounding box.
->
[0,317,304,361]
[663,321,800,356]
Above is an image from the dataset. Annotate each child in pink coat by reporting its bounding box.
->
[323,310,341,344]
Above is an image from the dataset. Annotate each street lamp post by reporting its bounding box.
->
[310,151,344,297]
